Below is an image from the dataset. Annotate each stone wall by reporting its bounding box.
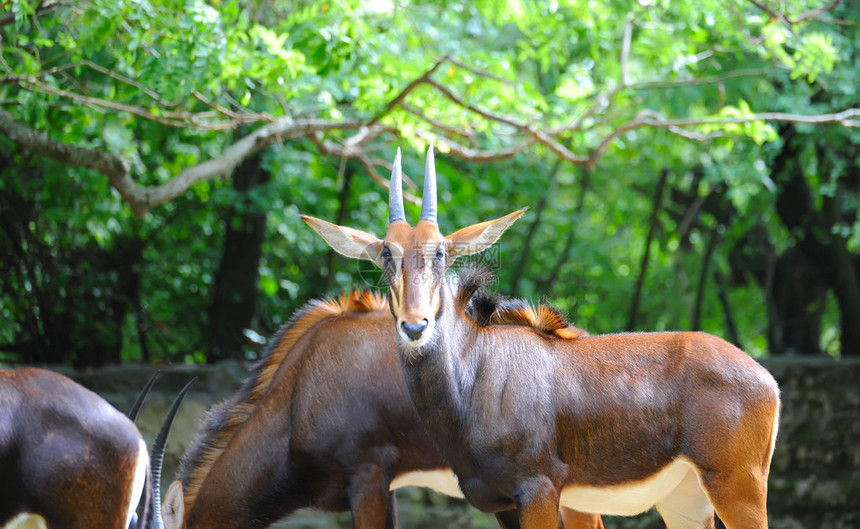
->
[39,358,860,528]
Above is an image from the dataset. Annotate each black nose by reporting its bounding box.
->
[401,320,429,341]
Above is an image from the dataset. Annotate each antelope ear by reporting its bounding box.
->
[163,480,185,529]
[445,208,527,261]
[301,215,384,264]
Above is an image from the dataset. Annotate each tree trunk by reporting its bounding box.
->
[667,164,829,355]
[628,169,669,331]
[691,228,720,331]
[510,160,562,296]
[322,162,356,293]
[539,167,591,296]
[771,126,860,355]
[207,152,270,362]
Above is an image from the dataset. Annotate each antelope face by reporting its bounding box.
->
[379,219,447,347]
[302,147,525,351]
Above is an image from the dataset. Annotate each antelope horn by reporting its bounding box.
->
[128,371,160,423]
[388,147,406,224]
[420,144,437,223]
[128,372,160,529]
[146,377,197,529]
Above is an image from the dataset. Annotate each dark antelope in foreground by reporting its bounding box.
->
[303,147,782,529]
[161,287,602,529]
[0,368,191,529]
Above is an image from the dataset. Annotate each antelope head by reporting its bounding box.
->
[302,147,525,352]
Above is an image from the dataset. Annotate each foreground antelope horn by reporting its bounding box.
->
[128,372,161,529]
[141,377,197,529]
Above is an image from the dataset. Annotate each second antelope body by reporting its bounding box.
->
[303,147,781,529]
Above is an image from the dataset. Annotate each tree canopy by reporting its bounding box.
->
[1,0,858,366]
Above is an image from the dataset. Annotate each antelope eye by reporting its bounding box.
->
[435,246,445,260]
[381,246,392,260]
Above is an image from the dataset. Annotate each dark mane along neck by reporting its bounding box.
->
[178,290,387,508]
[456,264,588,339]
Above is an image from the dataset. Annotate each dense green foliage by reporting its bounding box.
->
[1,0,858,366]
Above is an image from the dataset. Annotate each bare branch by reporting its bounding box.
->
[401,102,477,145]
[0,106,129,177]
[427,78,527,129]
[447,57,516,86]
[657,109,860,127]
[589,108,860,164]
[747,0,840,26]
[628,68,775,91]
[19,78,271,130]
[192,90,270,124]
[118,116,365,214]
[358,156,421,205]
[366,55,450,126]
[526,127,590,165]
[0,0,68,27]
[0,107,365,216]
[429,135,533,163]
[312,132,422,205]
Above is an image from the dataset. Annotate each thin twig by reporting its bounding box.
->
[401,102,477,144]
[21,78,267,130]
[427,78,526,129]
[589,108,860,164]
[748,0,840,26]
[366,55,450,126]
[447,56,516,86]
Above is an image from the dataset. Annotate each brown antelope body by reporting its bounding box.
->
[0,368,193,529]
[0,368,148,529]
[302,147,782,529]
[161,287,602,529]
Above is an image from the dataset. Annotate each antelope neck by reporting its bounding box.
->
[396,280,480,456]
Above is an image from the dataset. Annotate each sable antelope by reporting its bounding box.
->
[302,147,782,528]
[0,368,192,529]
[160,282,602,529]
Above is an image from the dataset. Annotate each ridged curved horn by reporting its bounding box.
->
[128,371,160,423]
[420,144,437,223]
[147,377,197,529]
[388,147,406,224]
[128,372,160,529]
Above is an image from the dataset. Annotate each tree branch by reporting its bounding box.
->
[21,78,267,130]
[447,56,516,86]
[0,106,129,178]
[426,78,527,129]
[366,55,450,127]
[0,0,68,27]
[0,107,365,216]
[589,108,860,165]
[747,0,840,26]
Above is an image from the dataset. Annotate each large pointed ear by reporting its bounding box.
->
[301,215,383,263]
[445,208,527,261]
[162,480,185,529]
